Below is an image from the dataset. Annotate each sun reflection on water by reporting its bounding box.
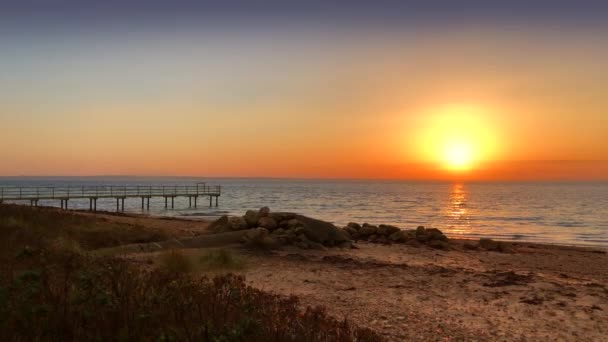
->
[445,183,472,235]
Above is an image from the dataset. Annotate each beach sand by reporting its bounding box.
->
[78,211,608,341]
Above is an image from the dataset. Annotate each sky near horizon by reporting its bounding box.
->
[1,2,608,180]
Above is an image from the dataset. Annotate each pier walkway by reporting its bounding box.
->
[0,183,221,212]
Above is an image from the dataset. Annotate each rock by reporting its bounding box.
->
[425,228,448,241]
[209,215,231,233]
[344,226,359,238]
[286,218,302,229]
[272,212,296,221]
[294,233,324,250]
[228,216,248,230]
[388,231,405,242]
[359,225,378,236]
[377,236,389,244]
[347,222,361,230]
[258,217,278,230]
[244,210,259,227]
[415,226,428,242]
[378,224,401,236]
[337,241,353,249]
[428,240,450,250]
[241,228,279,249]
[258,206,270,217]
[241,227,269,243]
[272,228,286,236]
[367,234,379,243]
[293,214,351,244]
[479,238,511,252]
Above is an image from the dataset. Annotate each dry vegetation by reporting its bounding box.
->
[0,204,382,341]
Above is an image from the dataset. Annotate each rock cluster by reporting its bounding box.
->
[342,223,450,250]
[209,207,352,249]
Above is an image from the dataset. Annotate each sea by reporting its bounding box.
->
[1,177,607,248]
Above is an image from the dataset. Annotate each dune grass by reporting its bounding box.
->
[157,248,246,274]
[0,204,383,341]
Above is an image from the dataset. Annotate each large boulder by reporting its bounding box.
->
[258,217,278,230]
[228,216,248,230]
[415,226,429,242]
[359,224,377,236]
[344,226,359,238]
[293,214,351,245]
[286,218,302,229]
[347,222,362,230]
[258,206,270,217]
[425,228,448,241]
[209,215,231,233]
[243,210,259,227]
[378,224,400,236]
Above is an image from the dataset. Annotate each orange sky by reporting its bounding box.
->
[1,24,607,180]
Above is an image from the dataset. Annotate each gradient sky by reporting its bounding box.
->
[1,1,607,180]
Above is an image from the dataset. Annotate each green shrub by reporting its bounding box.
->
[0,250,383,341]
[158,249,193,274]
[199,248,245,271]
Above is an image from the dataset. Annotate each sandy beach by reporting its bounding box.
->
[80,210,608,342]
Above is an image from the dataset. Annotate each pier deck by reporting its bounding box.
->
[0,183,221,211]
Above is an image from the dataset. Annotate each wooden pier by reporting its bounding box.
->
[0,183,221,212]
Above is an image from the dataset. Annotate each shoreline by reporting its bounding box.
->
[41,205,608,252]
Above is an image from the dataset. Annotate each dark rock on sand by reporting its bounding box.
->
[478,238,512,253]
[294,214,351,245]
[209,215,231,233]
[347,222,362,230]
[228,216,248,230]
[378,224,401,236]
[244,210,259,227]
[359,224,378,236]
[258,206,270,217]
[258,217,278,230]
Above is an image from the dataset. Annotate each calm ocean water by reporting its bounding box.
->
[1,177,607,248]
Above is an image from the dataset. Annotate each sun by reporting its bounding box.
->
[443,142,473,170]
[410,104,500,172]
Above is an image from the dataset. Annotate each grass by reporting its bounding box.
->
[0,204,169,252]
[198,248,246,271]
[157,248,246,274]
[0,204,383,341]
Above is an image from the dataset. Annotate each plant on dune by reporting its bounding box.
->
[0,249,382,341]
[0,204,384,341]
[198,248,246,271]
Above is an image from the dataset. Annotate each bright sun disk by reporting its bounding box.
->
[443,142,473,170]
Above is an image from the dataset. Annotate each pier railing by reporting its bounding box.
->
[0,184,221,200]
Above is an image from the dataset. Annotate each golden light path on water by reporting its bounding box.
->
[444,183,473,236]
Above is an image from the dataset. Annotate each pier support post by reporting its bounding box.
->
[93,198,97,212]
[65,199,68,209]
[116,198,119,212]
[171,196,174,209]
[189,196,192,207]
[215,196,218,207]
[164,197,167,209]
[121,198,125,212]
[209,196,212,207]
[89,198,93,211]
[141,197,145,210]
[146,197,150,210]
[194,196,197,208]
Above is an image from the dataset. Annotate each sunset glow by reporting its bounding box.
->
[0,3,607,180]
[411,104,500,173]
